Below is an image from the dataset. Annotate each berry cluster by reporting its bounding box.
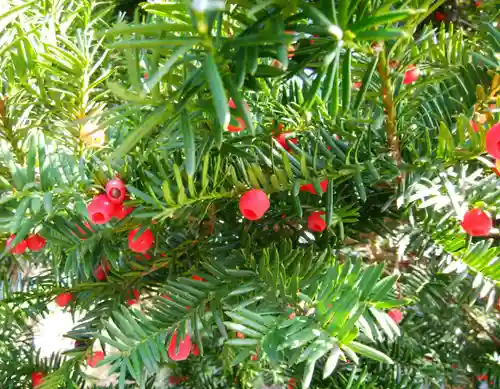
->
[87,179,132,224]
[238,183,331,234]
[6,233,45,255]
[461,122,500,237]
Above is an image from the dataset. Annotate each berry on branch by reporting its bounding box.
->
[32,372,44,388]
[105,178,126,204]
[403,65,420,84]
[87,351,105,368]
[6,234,27,254]
[128,228,154,252]
[486,122,500,159]
[300,180,328,195]
[461,208,492,236]
[239,189,270,220]
[388,309,403,324]
[126,289,140,305]
[26,234,46,252]
[308,211,327,233]
[275,132,298,151]
[168,331,192,361]
[55,292,72,307]
[87,194,117,224]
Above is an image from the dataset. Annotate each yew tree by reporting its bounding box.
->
[0,0,499,388]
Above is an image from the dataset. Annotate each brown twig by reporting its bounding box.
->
[377,50,402,170]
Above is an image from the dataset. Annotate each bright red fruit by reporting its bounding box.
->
[227,116,245,132]
[105,179,126,204]
[94,264,111,281]
[239,189,270,220]
[168,331,192,361]
[353,81,362,89]
[128,228,154,252]
[435,11,445,21]
[27,234,46,252]
[192,275,205,281]
[275,133,298,151]
[486,122,500,159]
[191,343,200,356]
[288,377,297,389]
[32,372,44,388]
[6,234,27,254]
[474,1,481,7]
[227,98,246,132]
[114,204,134,220]
[300,180,328,195]
[403,65,420,85]
[55,292,72,307]
[461,208,492,236]
[236,332,245,339]
[388,309,403,324]
[307,211,326,233]
[126,289,140,305]
[87,351,105,368]
[87,194,117,224]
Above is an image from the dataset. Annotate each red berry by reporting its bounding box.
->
[288,377,297,389]
[192,275,205,281]
[87,351,105,367]
[105,179,126,204]
[6,234,27,254]
[144,72,149,80]
[461,208,492,236]
[435,11,445,21]
[32,372,44,388]
[288,312,296,320]
[114,204,134,220]
[251,351,258,361]
[300,180,328,195]
[239,189,270,220]
[94,264,110,281]
[452,363,457,369]
[353,81,362,89]
[168,331,192,361]
[27,234,46,252]
[87,194,117,224]
[403,65,420,84]
[486,122,500,159]
[470,120,479,132]
[236,331,245,339]
[227,99,247,132]
[308,211,326,232]
[191,343,200,356]
[128,228,154,252]
[55,292,72,307]
[126,289,140,305]
[474,1,481,7]
[275,133,298,151]
[163,294,173,301]
[388,309,403,324]
[227,117,245,132]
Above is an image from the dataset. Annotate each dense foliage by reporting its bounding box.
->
[0,0,499,388]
